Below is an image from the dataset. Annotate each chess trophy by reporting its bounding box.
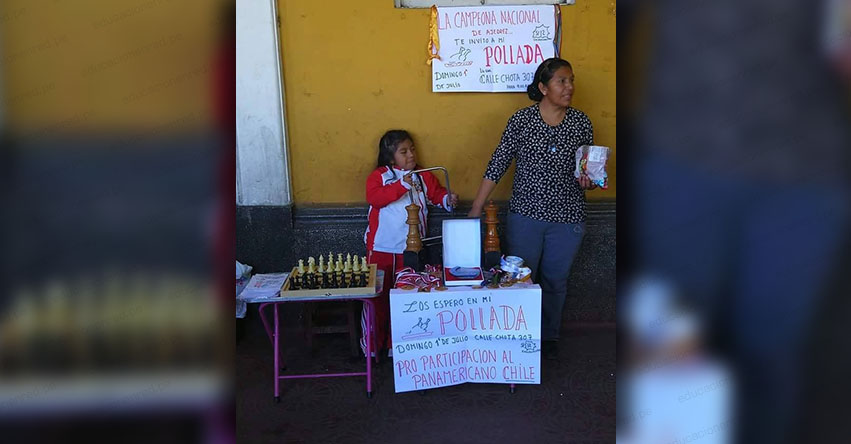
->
[404,202,423,271]
[484,201,502,270]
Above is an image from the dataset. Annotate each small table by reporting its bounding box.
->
[239,271,384,401]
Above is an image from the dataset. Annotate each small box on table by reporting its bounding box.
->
[442,218,484,287]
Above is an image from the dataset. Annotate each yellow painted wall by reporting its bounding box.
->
[0,1,220,135]
[278,1,615,203]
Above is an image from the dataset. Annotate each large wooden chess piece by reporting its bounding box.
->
[483,201,502,270]
[404,202,423,271]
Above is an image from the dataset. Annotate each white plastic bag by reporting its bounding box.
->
[574,145,610,189]
[236,261,253,279]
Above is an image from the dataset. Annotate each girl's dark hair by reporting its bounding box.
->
[377,129,412,167]
[526,58,573,101]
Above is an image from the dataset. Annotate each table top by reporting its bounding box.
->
[389,281,540,294]
[238,270,384,304]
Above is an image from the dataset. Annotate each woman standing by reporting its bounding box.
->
[468,57,597,360]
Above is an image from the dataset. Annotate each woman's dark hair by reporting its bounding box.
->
[377,129,413,167]
[526,58,573,101]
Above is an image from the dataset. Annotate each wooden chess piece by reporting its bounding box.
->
[352,257,361,288]
[404,202,423,271]
[292,259,305,290]
[343,259,352,288]
[334,258,343,288]
[322,256,332,288]
[303,257,315,289]
[484,200,502,270]
[318,256,326,288]
[484,201,500,252]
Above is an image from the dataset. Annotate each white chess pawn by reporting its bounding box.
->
[334,258,344,287]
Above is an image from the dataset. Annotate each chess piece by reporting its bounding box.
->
[306,257,317,289]
[291,259,304,290]
[313,265,322,290]
[318,255,325,287]
[484,201,502,270]
[334,258,343,288]
[323,256,333,288]
[484,201,500,253]
[404,202,423,271]
[352,257,361,288]
[343,259,352,288]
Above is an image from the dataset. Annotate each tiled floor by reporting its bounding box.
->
[236,303,615,443]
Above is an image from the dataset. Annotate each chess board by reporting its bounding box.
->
[279,264,378,298]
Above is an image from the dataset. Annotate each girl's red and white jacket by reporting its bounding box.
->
[364,165,452,253]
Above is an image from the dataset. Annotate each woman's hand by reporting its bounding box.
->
[578,174,598,190]
[402,173,414,186]
[468,178,497,217]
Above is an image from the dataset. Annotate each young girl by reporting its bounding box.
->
[361,129,458,356]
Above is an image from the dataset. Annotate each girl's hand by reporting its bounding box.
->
[578,174,598,190]
[448,193,459,209]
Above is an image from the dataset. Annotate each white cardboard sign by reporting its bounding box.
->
[432,5,559,93]
[390,285,542,392]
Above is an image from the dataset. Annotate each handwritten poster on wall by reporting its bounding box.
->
[431,5,560,93]
[389,285,541,393]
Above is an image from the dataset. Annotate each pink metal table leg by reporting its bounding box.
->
[273,303,280,403]
[266,295,378,400]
